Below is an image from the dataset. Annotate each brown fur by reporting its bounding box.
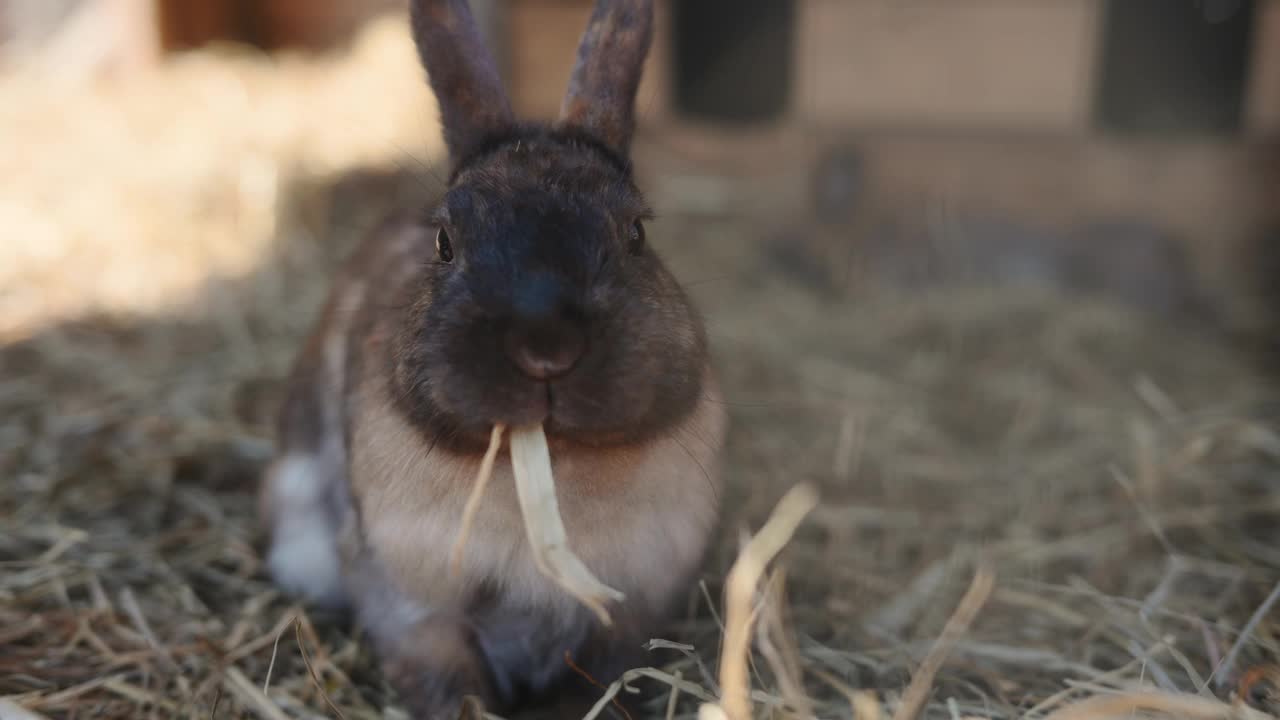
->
[261,1,725,717]
[410,0,513,163]
[559,0,654,154]
[351,346,725,620]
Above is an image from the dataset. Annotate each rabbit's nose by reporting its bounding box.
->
[504,319,586,380]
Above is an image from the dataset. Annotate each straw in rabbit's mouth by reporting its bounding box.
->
[450,422,625,626]
[486,386,619,445]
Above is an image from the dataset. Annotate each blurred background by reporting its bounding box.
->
[2,2,1279,719]
[2,0,1279,335]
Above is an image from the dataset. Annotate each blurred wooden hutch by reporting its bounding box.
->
[496,0,1280,320]
[14,1,1276,135]
[5,0,1277,325]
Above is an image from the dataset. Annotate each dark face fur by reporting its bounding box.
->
[391,130,706,449]
[394,0,701,450]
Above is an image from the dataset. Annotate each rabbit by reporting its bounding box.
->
[256,1,727,718]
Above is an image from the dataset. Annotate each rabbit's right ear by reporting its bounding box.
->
[410,0,514,166]
[557,0,653,156]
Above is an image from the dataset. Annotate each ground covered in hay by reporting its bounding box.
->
[3,17,1280,720]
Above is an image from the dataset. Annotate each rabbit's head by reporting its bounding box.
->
[390,0,709,450]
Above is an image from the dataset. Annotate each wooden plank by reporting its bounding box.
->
[154,0,239,51]
[507,0,670,123]
[1246,0,1280,135]
[637,123,1275,330]
[796,0,1100,131]
[254,0,404,50]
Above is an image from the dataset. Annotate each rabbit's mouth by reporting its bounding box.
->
[506,381,553,428]
[543,386,625,446]
[500,383,615,445]
[475,381,647,449]
[403,339,701,452]
[410,374,688,453]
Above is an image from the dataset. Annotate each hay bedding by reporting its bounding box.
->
[3,18,1280,720]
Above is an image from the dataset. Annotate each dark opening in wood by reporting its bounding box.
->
[1095,0,1256,135]
[671,0,795,124]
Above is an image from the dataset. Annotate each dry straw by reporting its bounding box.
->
[509,423,626,626]
[450,422,625,626]
[892,564,996,720]
[700,483,820,720]
[4,13,1280,720]
[450,423,506,576]
[1040,689,1274,720]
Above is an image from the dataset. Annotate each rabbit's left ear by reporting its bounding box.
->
[557,0,654,156]
[410,0,514,165]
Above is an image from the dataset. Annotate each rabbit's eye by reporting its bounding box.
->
[628,220,646,256]
[436,227,454,263]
